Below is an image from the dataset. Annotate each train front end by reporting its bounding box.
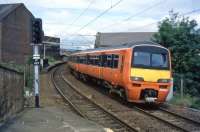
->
[127,44,172,104]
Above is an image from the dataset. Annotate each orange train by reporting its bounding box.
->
[68,42,172,104]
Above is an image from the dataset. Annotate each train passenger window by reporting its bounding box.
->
[81,56,85,64]
[79,56,86,64]
[80,56,82,64]
[80,56,83,64]
[72,56,75,62]
[83,56,87,64]
[74,56,76,63]
[94,56,99,66]
[89,56,92,65]
[90,56,95,65]
[113,55,119,68]
[92,56,95,65]
[92,56,96,65]
[88,56,92,65]
[76,56,78,63]
[98,55,103,66]
[87,56,90,64]
[102,55,107,67]
[107,55,112,68]
[78,56,81,63]
[86,55,89,64]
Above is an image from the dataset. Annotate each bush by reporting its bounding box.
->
[170,94,200,109]
[153,11,200,97]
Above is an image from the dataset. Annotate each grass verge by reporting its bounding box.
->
[170,94,200,109]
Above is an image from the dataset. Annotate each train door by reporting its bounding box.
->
[99,54,103,79]
[101,54,113,82]
[111,54,121,85]
[99,54,105,79]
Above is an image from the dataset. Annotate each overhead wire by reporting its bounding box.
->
[68,0,164,49]
[70,0,95,26]
[66,2,200,49]
[128,8,200,31]
[99,0,166,31]
[75,0,124,33]
[182,8,200,15]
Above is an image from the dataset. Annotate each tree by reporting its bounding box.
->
[152,11,200,96]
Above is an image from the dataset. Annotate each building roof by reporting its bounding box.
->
[0,3,24,21]
[73,41,163,55]
[43,36,60,43]
[95,32,156,48]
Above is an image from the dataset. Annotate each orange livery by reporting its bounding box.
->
[68,42,172,104]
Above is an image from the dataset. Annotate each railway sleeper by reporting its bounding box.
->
[88,114,108,119]
[83,107,99,111]
[89,111,106,116]
[114,128,128,132]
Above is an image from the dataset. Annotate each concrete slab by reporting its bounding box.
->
[0,106,106,132]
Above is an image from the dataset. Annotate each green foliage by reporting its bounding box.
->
[170,94,200,109]
[46,56,60,65]
[0,62,24,73]
[153,11,200,96]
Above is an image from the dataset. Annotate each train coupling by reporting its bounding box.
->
[145,97,157,103]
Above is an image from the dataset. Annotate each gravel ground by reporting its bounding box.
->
[62,65,181,132]
[162,103,200,123]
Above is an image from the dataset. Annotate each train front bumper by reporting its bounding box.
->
[126,81,171,103]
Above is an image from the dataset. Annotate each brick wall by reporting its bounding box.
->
[1,5,33,64]
[0,65,24,122]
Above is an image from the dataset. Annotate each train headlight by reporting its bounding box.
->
[131,76,144,81]
[157,79,170,83]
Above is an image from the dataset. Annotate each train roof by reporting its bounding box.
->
[73,41,163,55]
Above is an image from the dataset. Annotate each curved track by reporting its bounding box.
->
[134,106,200,132]
[50,66,138,132]
[49,64,200,132]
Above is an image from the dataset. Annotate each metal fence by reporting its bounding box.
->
[173,73,200,97]
[0,65,24,122]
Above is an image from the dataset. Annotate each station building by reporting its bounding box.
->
[0,3,34,64]
[95,32,155,48]
[42,36,61,59]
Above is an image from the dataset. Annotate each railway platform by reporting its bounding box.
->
[0,73,108,132]
[0,107,106,132]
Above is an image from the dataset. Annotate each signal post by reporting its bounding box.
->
[31,18,43,108]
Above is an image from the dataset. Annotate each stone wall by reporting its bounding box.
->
[0,65,24,122]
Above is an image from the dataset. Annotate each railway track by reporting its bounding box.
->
[50,66,138,132]
[134,106,200,132]
[49,64,200,132]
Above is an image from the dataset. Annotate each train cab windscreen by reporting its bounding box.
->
[132,46,169,70]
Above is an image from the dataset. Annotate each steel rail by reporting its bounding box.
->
[134,106,192,132]
[159,107,200,126]
[50,68,86,118]
[50,65,139,132]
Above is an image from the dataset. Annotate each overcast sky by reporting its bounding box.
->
[0,0,199,49]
